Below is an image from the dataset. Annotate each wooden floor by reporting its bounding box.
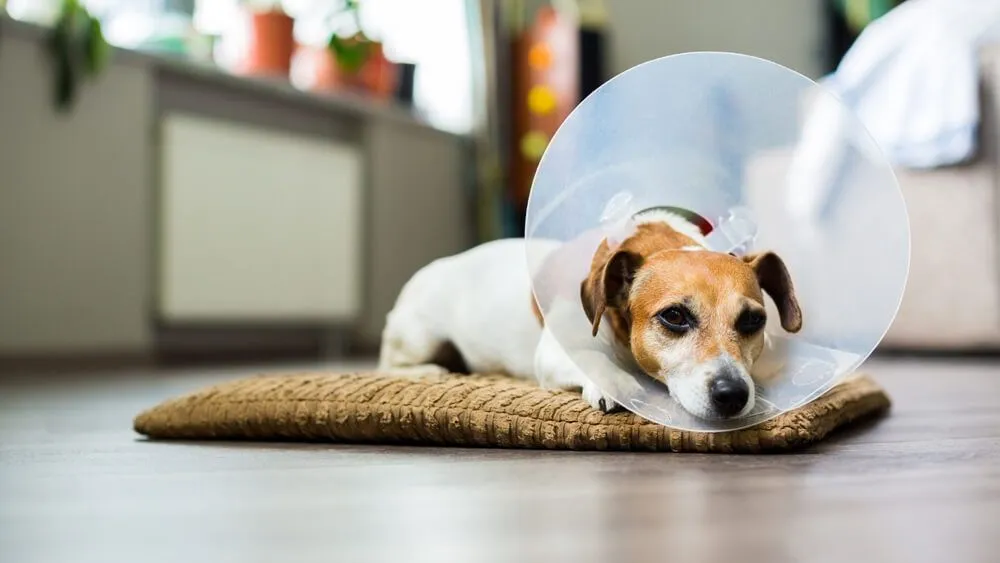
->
[1,357,998,563]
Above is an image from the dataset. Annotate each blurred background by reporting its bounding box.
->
[1,0,996,370]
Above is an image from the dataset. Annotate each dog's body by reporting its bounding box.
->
[378,237,544,380]
[378,210,801,420]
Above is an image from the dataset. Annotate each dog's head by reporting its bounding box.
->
[580,224,802,420]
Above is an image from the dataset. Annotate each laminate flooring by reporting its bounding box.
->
[1,357,998,563]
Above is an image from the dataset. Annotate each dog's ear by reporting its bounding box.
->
[744,251,802,333]
[581,249,643,337]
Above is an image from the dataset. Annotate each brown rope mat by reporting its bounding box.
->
[133,371,890,453]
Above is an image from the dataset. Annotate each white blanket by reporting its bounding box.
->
[823,0,1000,169]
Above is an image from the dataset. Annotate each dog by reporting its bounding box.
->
[377,208,802,420]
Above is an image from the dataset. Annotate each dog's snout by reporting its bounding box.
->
[709,372,749,418]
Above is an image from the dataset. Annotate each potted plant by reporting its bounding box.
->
[295,0,398,100]
[45,0,110,111]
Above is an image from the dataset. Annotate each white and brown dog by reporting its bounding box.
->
[377,209,802,420]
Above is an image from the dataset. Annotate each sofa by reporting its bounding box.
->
[877,45,1000,349]
[745,45,1000,351]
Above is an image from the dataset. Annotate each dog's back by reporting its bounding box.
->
[378,238,550,378]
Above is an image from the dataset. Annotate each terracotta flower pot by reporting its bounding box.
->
[358,42,400,100]
[291,45,339,91]
[243,9,295,77]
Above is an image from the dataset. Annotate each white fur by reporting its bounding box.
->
[378,238,541,380]
[632,208,709,247]
[378,210,739,416]
[377,237,614,411]
[533,321,617,410]
[652,340,756,419]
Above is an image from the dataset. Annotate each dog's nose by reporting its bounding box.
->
[710,375,749,417]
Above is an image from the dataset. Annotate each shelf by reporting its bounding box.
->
[0,14,468,141]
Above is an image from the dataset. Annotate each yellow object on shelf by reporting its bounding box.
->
[527,85,557,115]
[520,130,549,162]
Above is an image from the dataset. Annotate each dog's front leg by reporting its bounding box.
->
[533,326,621,413]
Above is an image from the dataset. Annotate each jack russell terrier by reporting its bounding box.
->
[377,209,802,420]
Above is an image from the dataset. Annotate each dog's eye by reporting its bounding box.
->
[657,306,692,333]
[736,310,767,335]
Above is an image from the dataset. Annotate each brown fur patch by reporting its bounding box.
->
[743,252,803,333]
[628,251,767,369]
[579,220,799,383]
[580,222,700,341]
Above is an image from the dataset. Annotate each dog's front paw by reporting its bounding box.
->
[582,382,621,414]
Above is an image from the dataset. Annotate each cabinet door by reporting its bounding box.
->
[158,112,362,323]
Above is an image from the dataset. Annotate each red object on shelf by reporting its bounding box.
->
[243,9,296,77]
[339,42,400,100]
[293,45,339,90]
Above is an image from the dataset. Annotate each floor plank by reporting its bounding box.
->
[1,357,998,563]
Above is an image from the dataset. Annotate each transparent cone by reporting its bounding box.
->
[525,52,909,432]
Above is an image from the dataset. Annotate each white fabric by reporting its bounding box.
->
[823,0,1000,169]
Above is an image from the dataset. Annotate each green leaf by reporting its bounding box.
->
[83,15,109,76]
[54,52,77,111]
[46,0,105,112]
[328,34,370,74]
[47,14,74,110]
[46,6,73,52]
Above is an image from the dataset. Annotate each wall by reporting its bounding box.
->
[0,31,154,355]
[604,0,829,79]
[0,20,473,357]
[360,120,475,341]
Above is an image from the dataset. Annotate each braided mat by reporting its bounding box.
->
[133,372,890,453]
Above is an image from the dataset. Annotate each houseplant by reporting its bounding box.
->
[45,0,110,111]
[299,0,398,99]
[325,0,370,73]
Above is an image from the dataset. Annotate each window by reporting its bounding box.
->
[355,0,474,133]
[198,0,475,133]
[5,0,475,134]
